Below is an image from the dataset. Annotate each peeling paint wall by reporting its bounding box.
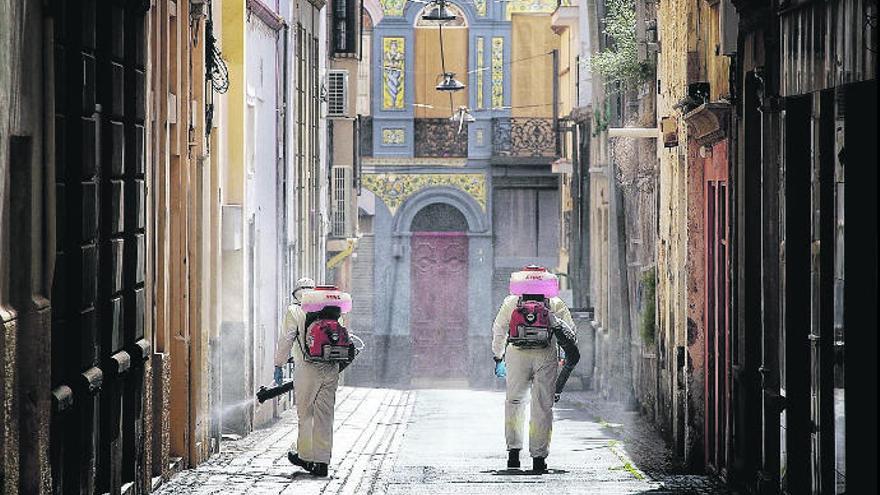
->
[656,0,731,467]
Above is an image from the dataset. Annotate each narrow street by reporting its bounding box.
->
[1,0,876,493]
[156,388,728,495]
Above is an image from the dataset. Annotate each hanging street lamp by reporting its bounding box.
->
[421,0,458,22]
[436,72,465,92]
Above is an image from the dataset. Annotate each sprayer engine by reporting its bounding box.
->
[508,298,552,348]
[302,320,356,363]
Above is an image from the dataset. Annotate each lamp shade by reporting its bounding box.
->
[422,4,457,21]
[436,72,465,92]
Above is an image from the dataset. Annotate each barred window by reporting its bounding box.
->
[332,165,353,238]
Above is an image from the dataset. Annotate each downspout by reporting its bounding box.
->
[282,23,290,294]
[552,49,560,156]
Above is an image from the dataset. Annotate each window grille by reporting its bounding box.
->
[327,70,349,117]
[332,166,353,237]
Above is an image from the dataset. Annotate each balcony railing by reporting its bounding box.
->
[492,118,558,158]
[414,118,468,158]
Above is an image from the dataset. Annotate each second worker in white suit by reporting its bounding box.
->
[492,265,576,472]
[274,280,356,477]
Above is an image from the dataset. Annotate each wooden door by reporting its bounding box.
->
[410,232,469,383]
[50,2,149,492]
[703,139,731,475]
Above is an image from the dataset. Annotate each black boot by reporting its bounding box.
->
[288,452,313,472]
[507,449,521,469]
[310,462,329,477]
[532,456,547,473]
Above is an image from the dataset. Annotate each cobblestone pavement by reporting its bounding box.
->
[155,387,731,495]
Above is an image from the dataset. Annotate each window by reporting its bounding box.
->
[327,70,349,117]
[332,166,353,237]
[332,0,358,54]
[493,188,560,259]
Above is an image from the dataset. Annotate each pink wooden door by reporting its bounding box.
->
[703,139,731,475]
[410,232,469,381]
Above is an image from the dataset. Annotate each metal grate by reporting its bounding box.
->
[332,165,352,237]
[327,70,348,117]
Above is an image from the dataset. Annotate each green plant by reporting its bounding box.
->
[590,0,653,85]
[639,267,656,346]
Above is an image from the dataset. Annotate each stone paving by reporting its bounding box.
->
[154,387,731,495]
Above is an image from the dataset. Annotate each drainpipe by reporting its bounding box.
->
[552,49,560,156]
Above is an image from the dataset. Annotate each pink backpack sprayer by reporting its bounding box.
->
[507,266,559,349]
[300,286,358,363]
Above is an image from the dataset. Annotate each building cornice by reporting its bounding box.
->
[682,102,731,147]
[247,0,286,30]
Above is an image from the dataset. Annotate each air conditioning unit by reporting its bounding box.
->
[327,70,349,117]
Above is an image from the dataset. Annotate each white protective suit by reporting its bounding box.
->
[274,303,340,464]
[491,295,575,459]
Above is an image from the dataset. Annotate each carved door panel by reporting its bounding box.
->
[410,232,469,381]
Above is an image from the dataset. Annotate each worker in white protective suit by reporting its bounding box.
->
[273,277,340,478]
[491,266,576,473]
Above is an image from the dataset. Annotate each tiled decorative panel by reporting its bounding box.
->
[361,173,487,213]
[474,0,487,16]
[381,0,405,16]
[507,0,556,18]
[382,128,406,145]
[491,37,504,109]
[382,37,406,110]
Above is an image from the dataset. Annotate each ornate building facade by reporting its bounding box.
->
[346,0,567,387]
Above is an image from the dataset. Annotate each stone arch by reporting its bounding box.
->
[411,203,469,231]
[392,186,488,234]
[363,0,383,26]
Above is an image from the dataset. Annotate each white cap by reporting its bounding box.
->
[293,277,316,302]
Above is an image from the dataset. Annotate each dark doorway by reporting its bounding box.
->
[781,95,812,495]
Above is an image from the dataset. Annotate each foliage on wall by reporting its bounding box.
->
[590,0,652,85]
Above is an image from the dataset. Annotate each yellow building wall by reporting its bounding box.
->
[414,27,468,118]
[656,0,694,443]
[222,1,246,204]
[511,14,559,118]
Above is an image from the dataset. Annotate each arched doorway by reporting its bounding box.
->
[409,203,469,385]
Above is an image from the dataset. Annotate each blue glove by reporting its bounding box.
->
[274,366,284,386]
[494,360,507,378]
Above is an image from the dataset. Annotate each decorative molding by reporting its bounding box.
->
[474,0,487,15]
[682,102,731,147]
[507,0,556,18]
[362,157,469,167]
[247,0,287,30]
[361,173,487,213]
